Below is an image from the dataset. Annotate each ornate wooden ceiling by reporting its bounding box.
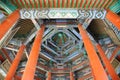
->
[10,0,115,9]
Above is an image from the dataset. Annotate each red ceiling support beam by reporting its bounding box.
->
[58,0,60,8]
[35,0,38,8]
[88,0,93,8]
[106,9,120,30]
[1,48,12,63]
[67,0,70,8]
[20,0,25,8]
[78,24,108,80]
[53,0,57,8]
[70,72,74,80]
[29,0,34,8]
[62,0,65,8]
[21,25,45,80]
[109,46,120,62]
[46,72,51,80]
[96,44,120,80]
[5,44,25,80]
[15,0,21,8]
[25,0,30,8]
[44,0,47,8]
[48,0,52,8]
[0,10,19,40]
[71,0,74,8]
[39,0,42,8]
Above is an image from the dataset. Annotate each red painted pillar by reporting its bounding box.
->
[106,9,120,30]
[0,10,20,39]
[70,72,74,80]
[78,24,108,80]
[5,44,25,80]
[22,25,45,80]
[46,72,51,80]
[96,44,120,80]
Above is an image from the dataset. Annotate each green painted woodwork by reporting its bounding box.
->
[109,0,120,13]
[0,1,12,14]
[1,0,17,12]
[52,32,68,46]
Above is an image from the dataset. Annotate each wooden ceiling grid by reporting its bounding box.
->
[10,0,115,9]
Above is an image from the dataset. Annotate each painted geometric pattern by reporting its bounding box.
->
[78,9,106,19]
[20,9,106,19]
[48,9,78,19]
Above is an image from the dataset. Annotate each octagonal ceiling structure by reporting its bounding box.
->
[0,0,120,80]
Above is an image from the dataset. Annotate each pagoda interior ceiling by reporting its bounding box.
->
[0,0,120,79]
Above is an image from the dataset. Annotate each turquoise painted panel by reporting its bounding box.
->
[1,0,17,12]
[109,1,120,13]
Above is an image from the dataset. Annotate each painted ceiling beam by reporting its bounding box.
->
[63,49,83,63]
[31,19,40,30]
[40,52,57,63]
[69,28,82,40]
[4,46,28,58]
[65,29,78,40]
[63,41,83,55]
[48,41,60,50]
[62,40,75,50]
[42,44,59,56]
[20,9,106,19]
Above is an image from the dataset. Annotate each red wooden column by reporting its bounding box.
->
[78,24,108,80]
[46,72,51,80]
[70,72,74,80]
[106,9,120,30]
[22,25,45,80]
[96,44,120,80]
[0,10,20,39]
[5,44,25,80]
